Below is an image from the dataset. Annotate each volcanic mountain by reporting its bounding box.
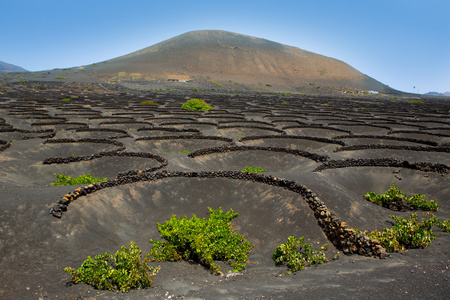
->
[0,60,28,73]
[86,30,388,91]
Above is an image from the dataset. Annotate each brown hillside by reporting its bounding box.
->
[86,30,387,91]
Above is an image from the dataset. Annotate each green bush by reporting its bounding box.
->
[273,236,329,275]
[181,98,213,111]
[240,166,267,173]
[64,242,159,292]
[437,218,450,233]
[51,173,107,186]
[210,80,225,88]
[139,101,158,105]
[364,213,448,252]
[364,182,439,211]
[147,207,253,275]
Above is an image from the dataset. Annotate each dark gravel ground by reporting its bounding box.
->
[0,81,448,299]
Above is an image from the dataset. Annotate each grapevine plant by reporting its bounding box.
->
[355,212,449,252]
[64,242,159,292]
[181,98,213,111]
[51,173,107,186]
[147,207,253,275]
[364,182,439,211]
[240,166,267,173]
[272,236,329,275]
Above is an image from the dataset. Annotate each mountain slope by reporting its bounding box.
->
[85,30,388,91]
[0,60,28,73]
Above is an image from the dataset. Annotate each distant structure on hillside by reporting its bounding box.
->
[166,73,191,82]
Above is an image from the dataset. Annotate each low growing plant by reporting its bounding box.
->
[273,236,329,275]
[181,98,213,111]
[362,213,448,252]
[240,166,267,173]
[147,207,253,275]
[437,218,450,233]
[364,182,439,211]
[210,80,225,88]
[64,242,159,292]
[51,173,107,186]
[139,101,158,105]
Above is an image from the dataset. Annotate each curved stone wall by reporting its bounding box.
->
[49,170,386,258]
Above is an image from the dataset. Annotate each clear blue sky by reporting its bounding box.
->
[1,0,449,93]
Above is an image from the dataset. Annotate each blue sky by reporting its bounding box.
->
[1,0,449,93]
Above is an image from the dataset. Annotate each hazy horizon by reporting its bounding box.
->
[1,0,449,94]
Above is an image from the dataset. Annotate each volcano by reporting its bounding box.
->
[85,30,388,91]
[0,60,28,73]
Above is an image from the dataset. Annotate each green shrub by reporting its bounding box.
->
[210,80,225,88]
[51,173,107,186]
[240,166,267,173]
[147,207,253,275]
[54,76,65,80]
[407,193,439,210]
[273,236,329,275]
[437,218,450,233]
[408,100,425,104]
[364,213,448,252]
[181,98,213,111]
[61,98,71,102]
[64,242,159,292]
[139,101,158,105]
[281,102,288,105]
[364,182,439,211]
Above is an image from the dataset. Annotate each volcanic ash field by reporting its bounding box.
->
[0,83,449,299]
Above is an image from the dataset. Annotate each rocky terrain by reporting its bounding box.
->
[0,81,448,299]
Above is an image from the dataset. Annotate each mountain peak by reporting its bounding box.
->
[85,30,388,91]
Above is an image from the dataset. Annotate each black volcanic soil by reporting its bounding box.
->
[0,81,449,299]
